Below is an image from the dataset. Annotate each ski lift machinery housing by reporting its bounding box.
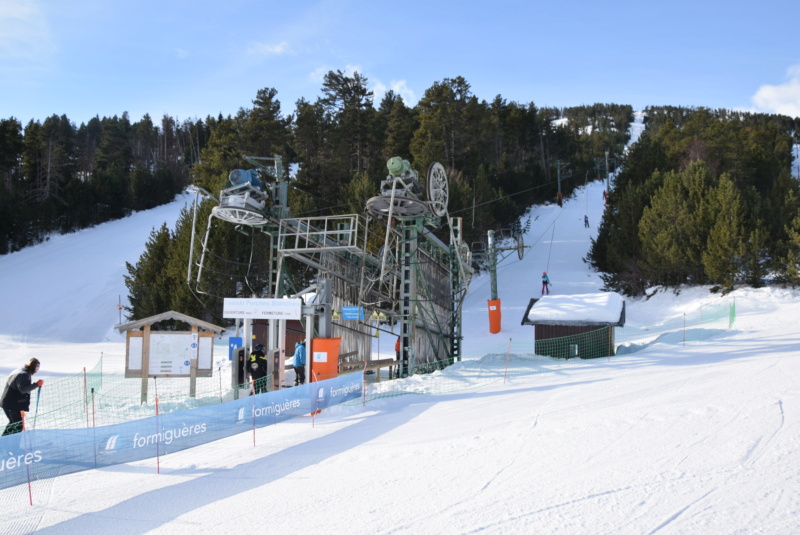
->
[190,155,473,381]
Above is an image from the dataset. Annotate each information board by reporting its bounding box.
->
[125,331,214,378]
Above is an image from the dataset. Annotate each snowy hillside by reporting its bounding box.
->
[2,134,800,532]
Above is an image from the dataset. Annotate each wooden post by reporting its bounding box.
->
[189,326,199,398]
[140,325,151,404]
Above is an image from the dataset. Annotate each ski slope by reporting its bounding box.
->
[1,137,800,533]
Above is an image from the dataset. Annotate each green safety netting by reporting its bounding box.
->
[26,301,735,429]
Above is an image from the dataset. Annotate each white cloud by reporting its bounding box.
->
[0,0,56,62]
[388,80,416,105]
[309,66,329,83]
[247,40,292,56]
[752,65,800,118]
[372,79,417,106]
[343,64,363,77]
[308,67,417,106]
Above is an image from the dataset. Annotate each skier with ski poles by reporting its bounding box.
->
[1,358,43,435]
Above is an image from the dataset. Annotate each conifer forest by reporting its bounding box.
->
[1,71,799,324]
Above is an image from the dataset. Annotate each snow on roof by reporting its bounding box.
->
[522,292,625,326]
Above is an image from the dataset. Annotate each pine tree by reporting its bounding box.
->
[124,223,175,320]
[784,211,800,287]
[702,173,744,292]
[741,223,768,288]
[639,162,714,286]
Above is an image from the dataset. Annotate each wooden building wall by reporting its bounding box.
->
[532,324,615,359]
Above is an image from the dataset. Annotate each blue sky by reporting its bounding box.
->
[2,0,799,126]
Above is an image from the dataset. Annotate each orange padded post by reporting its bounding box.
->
[488,299,502,334]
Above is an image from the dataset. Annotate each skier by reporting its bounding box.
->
[1,358,43,435]
[541,272,551,295]
[584,215,589,228]
[248,344,268,394]
[293,340,306,386]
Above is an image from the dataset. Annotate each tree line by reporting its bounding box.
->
[6,73,799,324]
[121,73,634,324]
[0,113,208,253]
[588,106,800,295]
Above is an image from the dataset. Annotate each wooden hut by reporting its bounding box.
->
[520,293,625,359]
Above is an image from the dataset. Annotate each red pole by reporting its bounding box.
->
[21,411,33,506]
[363,361,367,406]
[83,367,89,428]
[312,372,321,427]
[683,313,686,346]
[251,380,256,447]
[503,338,512,384]
[154,378,160,474]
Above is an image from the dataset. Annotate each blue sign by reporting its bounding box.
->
[229,337,243,361]
[341,306,364,320]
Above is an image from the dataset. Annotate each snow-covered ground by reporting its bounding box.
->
[1,130,800,533]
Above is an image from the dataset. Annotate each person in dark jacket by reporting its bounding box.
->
[248,345,269,394]
[2,358,43,435]
[293,340,306,386]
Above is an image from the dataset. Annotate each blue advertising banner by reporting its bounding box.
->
[0,373,364,491]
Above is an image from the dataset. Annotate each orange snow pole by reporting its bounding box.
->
[488,299,502,334]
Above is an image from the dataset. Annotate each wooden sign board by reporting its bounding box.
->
[125,327,214,378]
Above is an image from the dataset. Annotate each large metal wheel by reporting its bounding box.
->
[366,195,428,219]
[427,162,448,218]
[212,205,268,226]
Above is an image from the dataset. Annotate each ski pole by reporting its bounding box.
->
[32,386,42,431]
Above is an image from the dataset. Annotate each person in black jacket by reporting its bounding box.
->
[248,345,269,394]
[1,358,43,435]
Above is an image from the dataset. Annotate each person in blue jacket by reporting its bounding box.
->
[541,271,551,295]
[293,340,307,386]
[2,358,43,435]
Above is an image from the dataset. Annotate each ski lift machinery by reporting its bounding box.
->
[187,155,309,393]
[364,157,474,375]
[277,157,473,377]
[188,155,473,381]
[190,155,289,298]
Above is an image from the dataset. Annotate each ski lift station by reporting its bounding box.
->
[188,155,473,391]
